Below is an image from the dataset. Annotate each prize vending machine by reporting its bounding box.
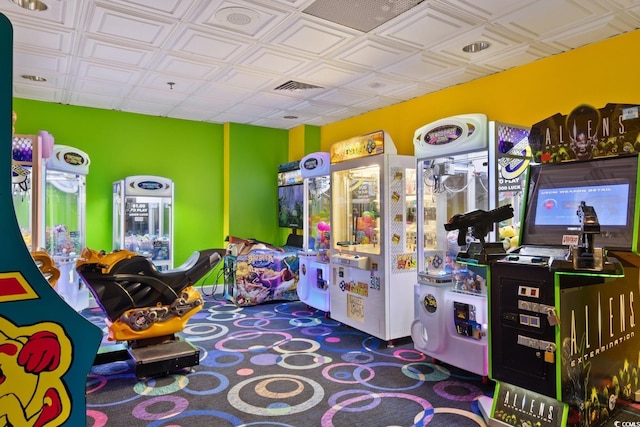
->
[410,114,530,376]
[297,152,332,313]
[329,130,416,344]
[44,145,91,311]
[113,175,173,271]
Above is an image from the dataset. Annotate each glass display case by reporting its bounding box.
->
[297,152,331,313]
[45,144,91,311]
[329,130,416,343]
[113,175,173,271]
[12,134,44,252]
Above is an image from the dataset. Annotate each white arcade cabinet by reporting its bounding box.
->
[329,130,417,344]
[113,175,174,271]
[297,152,331,313]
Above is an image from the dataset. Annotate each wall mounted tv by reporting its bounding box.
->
[522,154,639,251]
[278,184,304,229]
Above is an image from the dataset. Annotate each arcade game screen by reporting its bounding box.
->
[522,154,638,251]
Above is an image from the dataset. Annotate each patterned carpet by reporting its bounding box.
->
[83,293,495,426]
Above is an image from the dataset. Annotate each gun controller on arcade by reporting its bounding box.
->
[444,204,514,263]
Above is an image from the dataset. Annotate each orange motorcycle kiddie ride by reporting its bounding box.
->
[76,247,225,378]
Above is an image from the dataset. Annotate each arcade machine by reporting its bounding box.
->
[329,130,416,344]
[297,152,332,313]
[44,144,91,311]
[483,103,640,427]
[113,175,173,270]
[411,114,530,376]
[11,131,52,251]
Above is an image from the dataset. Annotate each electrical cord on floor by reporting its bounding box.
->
[198,263,228,300]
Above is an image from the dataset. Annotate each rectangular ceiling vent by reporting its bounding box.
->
[274,80,324,92]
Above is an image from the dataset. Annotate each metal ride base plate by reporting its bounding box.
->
[128,339,200,379]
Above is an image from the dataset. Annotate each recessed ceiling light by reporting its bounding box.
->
[462,41,490,53]
[10,0,48,11]
[21,74,47,82]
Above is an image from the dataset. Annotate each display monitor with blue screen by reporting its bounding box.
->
[522,155,639,251]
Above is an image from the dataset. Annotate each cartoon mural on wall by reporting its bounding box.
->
[1,13,102,426]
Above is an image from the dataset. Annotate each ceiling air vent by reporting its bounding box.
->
[274,80,324,92]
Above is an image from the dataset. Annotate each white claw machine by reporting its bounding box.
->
[410,114,530,376]
[45,144,91,311]
[113,175,174,271]
[297,152,331,313]
[329,130,417,344]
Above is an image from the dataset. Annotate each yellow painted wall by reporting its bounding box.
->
[321,29,640,155]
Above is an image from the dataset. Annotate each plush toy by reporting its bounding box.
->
[499,225,519,250]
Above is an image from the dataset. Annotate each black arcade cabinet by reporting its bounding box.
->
[488,153,640,427]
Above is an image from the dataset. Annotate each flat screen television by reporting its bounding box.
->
[278,184,304,229]
[522,154,639,251]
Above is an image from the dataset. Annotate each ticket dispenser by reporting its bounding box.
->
[113,175,174,270]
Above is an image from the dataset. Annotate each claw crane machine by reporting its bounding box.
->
[411,114,530,376]
[44,144,91,311]
[113,175,173,271]
[297,152,332,313]
[329,130,416,344]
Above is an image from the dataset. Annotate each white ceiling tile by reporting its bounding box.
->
[168,26,252,62]
[239,46,311,74]
[346,73,414,97]
[225,102,275,117]
[106,0,197,19]
[68,91,122,109]
[190,0,288,38]
[195,82,254,102]
[154,54,221,79]
[216,68,282,91]
[71,78,131,97]
[430,25,520,62]
[243,91,299,109]
[128,86,190,104]
[296,61,365,86]
[381,52,462,82]
[310,87,375,106]
[86,3,174,46]
[120,99,174,116]
[0,0,81,28]
[12,82,63,102]
[210,111,255,124]
[377,4,476,48]
[437,0,540,20]
[76,60,142,84]
[179,96,235,111]
[333,37,414,69]
[13,50,70,74]
[539,13,636,50]
[81,37,155,67]
[11,22,74,54]
[268,16,359,55]
[168,106,219,121]
[136,73,203,94]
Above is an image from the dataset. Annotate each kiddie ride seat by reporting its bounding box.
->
[76,247,225,379]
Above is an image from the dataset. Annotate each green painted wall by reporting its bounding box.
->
[227,123,290,246]
[12,99,225,265]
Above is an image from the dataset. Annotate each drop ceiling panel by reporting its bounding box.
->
[438,0,540,20]
[239,46,312,74]
[217,68,282,91]
[242,91,300,109]
[333,38,414,69]
[69,91,122,110]
[169,27,252,62]
[13,50,70,74]
[136,73,203,94]
[3,0,80,28]
[120,99,174,116]
[297,61,366,87]
[168,106,219,122]
[381,52,463,82]
[311,87,377,106]
[153,54,221,79]
[195,82,254,102]
[268,16,359,55]
[71,78,131,97]
[11,22,74,53]
[377,4,477,48]
[86,3,174,45]
[128,86,190,105]
[76,60,142,84]
[494,0,609,39]
[13,83,63,102]
[81,37,154,67]
[107,0,197,19]
[347,73,413,97]
[539,14,636,49]
[191,0,287,37]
